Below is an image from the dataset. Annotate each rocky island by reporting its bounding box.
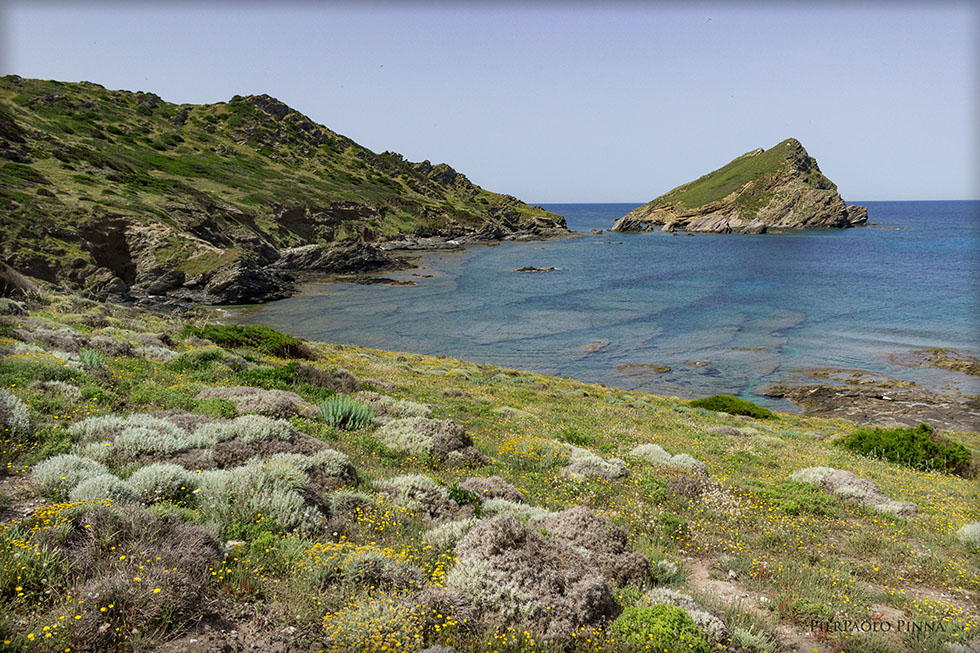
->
[0,76,567,308]
[612,138,867,234]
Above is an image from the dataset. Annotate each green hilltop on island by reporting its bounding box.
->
[0,76,566,307]
[612,138,868,234]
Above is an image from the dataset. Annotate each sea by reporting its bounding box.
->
[225,201,980,410]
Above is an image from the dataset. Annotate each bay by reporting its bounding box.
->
[226,201,980,409]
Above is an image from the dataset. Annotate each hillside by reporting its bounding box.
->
[0,294,977,652]
[0,76,566,306]
[612,139,867,234]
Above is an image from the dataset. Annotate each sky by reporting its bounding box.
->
[1,1,977,203]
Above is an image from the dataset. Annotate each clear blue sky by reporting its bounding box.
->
[2,1,977,202]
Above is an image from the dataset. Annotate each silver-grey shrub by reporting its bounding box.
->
[127,463,200,504]
[0,389,31,439]
[33,454,109,499]
[69,473,140,504]
[192,414,293,445]
[196,466,324,536]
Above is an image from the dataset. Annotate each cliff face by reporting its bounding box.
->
[612,139,867,234]
[0,76,566,306]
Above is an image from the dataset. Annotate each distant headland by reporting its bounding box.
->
[612,138,867,234]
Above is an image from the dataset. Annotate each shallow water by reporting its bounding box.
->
[226,201,980,409]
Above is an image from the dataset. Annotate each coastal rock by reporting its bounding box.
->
[612,138,867,234]
[763,383,980,432]
[203,263,293,305]
[273,242,407,274]
[789,466,918,516]
[513,266,556,273]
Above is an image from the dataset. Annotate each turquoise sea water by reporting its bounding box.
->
[227,201,980,409]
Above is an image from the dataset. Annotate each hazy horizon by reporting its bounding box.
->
[2,1,977,203]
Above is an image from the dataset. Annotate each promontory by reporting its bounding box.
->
[0,76,566,307]
[612,138,867,234]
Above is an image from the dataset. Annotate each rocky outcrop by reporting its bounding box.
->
[763,383,980,433]
[612,139,867,234]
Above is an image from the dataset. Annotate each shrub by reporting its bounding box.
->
[33,454,109,499]
[650,559,684,584]
[180,323,313,359]
[69,474,140,504]
[631,444,707,473]
[78,348,108,368]
[375,418,432,457]
[481,497,553,524]
[836,423,973,476]
[658,513,689,538]
[423,517,479,550]
[610,604,711,653]
[956,522,980,549]
[457,475,524,503]
[322,597,422,653]
[448,514,617,642]
[0,389,31,439]
[127,463,199,504]
[193,414,294,445]
[318,395,374,430]
[688,395,776,420]
[165,347,241,372]
[196,465,325,536]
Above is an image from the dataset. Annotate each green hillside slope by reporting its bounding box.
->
[0,76,565,306]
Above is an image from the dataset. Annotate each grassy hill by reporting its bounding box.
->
[0,294,977,652]
[613,139,867,234]
[0,76,565,305]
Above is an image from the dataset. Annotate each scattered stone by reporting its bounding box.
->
[614,363,671,374]
[513,266,557,273]
[789,466,918,516]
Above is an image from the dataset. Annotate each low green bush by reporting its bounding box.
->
[180,324,313,359]
[658,512,689,538]
[688,395,775,420]
[318,395,374,430]
[610,604,710,653]
[836,423,973,477]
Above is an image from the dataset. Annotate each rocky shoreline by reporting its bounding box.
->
[763,364,980,432]
[95,226,573,313]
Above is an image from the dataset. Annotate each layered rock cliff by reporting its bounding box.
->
[612,139,867,234]
[0,76,566,307]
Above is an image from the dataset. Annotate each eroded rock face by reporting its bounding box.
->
[612,139,867,234]
[763,383,980,433]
